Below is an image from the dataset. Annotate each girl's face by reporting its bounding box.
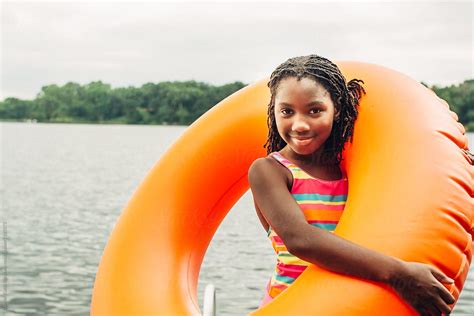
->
[274,76,339,160]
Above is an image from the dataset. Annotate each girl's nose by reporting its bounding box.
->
[292,116,310,132]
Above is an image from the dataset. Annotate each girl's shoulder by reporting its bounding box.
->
[248,155,293,191]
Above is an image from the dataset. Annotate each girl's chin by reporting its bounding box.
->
[289,145,317,156]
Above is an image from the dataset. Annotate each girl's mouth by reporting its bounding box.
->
[293,137,313,146]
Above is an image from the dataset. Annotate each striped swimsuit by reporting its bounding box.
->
[264,151,348,300]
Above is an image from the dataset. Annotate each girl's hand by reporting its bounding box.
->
[389,261,455,315]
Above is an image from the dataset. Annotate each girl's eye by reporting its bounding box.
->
[281,109,292,115]
[310,109,322,114]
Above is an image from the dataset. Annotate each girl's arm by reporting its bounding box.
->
[248,157,455,316]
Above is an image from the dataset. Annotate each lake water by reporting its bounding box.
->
[1,122,473,315]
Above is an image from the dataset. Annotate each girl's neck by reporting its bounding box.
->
[280,146,336,167]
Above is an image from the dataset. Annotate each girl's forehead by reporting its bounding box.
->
[275,77,331,101]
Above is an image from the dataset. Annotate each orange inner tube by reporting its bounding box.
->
[91,61,473,315]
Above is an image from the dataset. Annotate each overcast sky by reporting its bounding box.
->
[1,0,472,100]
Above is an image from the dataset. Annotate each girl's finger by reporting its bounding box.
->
[430,267,454,284]
[434,296,452,315]
[437,285,456,305]
[426,303,442,316]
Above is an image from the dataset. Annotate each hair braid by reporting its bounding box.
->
[263,55,366,165]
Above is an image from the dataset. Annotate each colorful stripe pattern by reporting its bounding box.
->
[266,151,348,299]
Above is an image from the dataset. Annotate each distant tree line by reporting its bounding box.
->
[0,80,246,125]
[0,79,472,130]
[428,80,474,131]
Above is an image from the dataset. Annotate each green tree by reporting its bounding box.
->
[0,98,34,119]
[431,79,473,131]
[82,81,113,121]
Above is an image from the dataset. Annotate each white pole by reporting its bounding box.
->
[203,284,216,316]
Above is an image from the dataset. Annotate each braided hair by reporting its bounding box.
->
[263,55,365,165]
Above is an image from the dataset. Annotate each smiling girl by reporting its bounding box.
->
[248,55,455,315]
